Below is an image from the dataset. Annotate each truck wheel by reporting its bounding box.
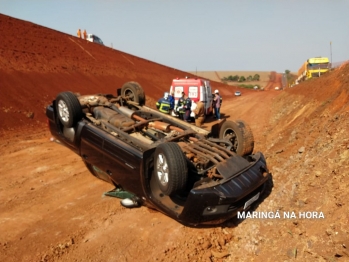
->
[121,82,145,106]
[56,92,83,128]
[154,142,187,196]
[219,120,254,156]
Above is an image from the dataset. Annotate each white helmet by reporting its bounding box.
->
[164,92,169,99]
[214,89,219,94]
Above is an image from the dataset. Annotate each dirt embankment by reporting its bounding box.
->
[1,13,349,262]
[0,14,232,134]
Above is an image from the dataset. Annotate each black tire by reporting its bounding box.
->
[219,120,254,156]
[154,142,188,196]
[121,82,145,106]
[56,92,83,128]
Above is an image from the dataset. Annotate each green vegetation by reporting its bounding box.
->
[221,74,260,83]
[284,69,297,86]
[220,73,261,89]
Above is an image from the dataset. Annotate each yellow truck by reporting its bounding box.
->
[297,57,330,83]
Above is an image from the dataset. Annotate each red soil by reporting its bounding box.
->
[1,14,349,262]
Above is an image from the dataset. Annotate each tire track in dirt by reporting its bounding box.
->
[68,37,96,60]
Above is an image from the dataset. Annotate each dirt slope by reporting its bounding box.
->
[1,14,349,262]
[0,14,233,134]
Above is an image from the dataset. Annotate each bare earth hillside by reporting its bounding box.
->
[1,14,348,262]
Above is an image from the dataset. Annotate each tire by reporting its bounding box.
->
[121,82,145,106]
[154,142,187,196]
[219,120,254,156]
[56,92,83,128]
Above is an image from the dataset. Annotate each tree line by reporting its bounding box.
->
[221,74,260,83]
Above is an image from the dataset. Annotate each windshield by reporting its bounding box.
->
[307,63,329,70]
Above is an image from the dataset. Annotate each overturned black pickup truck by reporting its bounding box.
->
[46,81,270,226]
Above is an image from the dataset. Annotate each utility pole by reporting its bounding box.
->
[330,41,332,69]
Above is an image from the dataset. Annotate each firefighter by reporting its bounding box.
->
[176,92,186,120]
[77,29,81,38]
[183,94,192,122]
[156,92,171,114]
[168,91,175,115]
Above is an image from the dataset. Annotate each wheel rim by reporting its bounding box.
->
[124,88,135,101]
[223,128,238,151]
[156,153,169,187]
[57,100,69,123]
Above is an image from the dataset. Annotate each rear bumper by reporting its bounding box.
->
[178,152,269,226]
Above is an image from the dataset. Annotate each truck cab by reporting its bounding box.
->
[170,77,213,117]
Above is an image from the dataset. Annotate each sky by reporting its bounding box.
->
[2,0,349,73]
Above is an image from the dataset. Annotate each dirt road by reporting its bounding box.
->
[0,90,278,262]
[1,14,349,262]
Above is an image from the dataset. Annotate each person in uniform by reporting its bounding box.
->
[176,92,186,120]
[168,91,175,115]
[83,29,87,40]
[183,94,192,122]
[156,92,171,114]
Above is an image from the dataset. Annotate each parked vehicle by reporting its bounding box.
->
[86,34,104,45]
[170,77,213,117]
[235,91,241,96]
[297,57,330,83]
[46,81,270,226]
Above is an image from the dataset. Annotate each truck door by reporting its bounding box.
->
[188,86,198,99]
[204,84,213,115]
[103,134,143,196]
[173,85,184,106]
[80,124,105,168]
[79,124,111,183]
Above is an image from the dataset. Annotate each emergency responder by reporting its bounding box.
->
[77,29,81,38]
[176,92,186,120]
[213,89,221,120]
[156,92,171,114]
[169,91,175,115]
[83,29,87,40]
[194,99,205,127]
[183,94,192,122]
